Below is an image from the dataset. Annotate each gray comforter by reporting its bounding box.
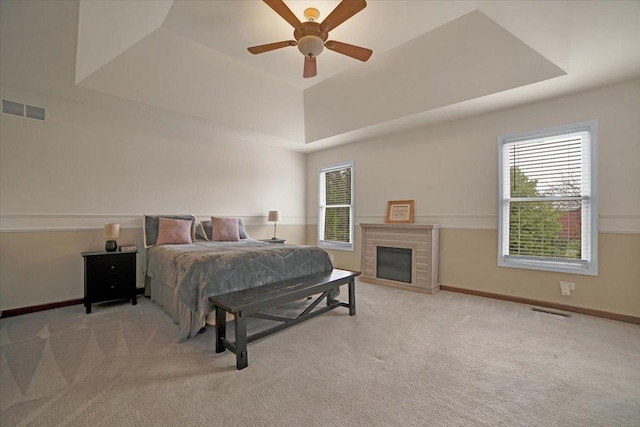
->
[146,240,333,339]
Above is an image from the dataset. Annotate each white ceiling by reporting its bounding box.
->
[4,1,640,152]
[162,0,480,90]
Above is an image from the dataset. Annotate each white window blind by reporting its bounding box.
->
[498,121,597,275]
[319,162,354,251]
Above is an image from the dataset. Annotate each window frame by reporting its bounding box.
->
[318,161,355,251]
[497,120,598,276]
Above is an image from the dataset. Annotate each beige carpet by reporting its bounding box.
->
[1,280,639,426]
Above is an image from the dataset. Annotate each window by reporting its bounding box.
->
[498,121,597,275]
[319,162,354,251]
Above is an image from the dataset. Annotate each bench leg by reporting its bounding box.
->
[235,311,248,370]
[215,306,226,353]
[348,278,356,316]
[327,287,339,306]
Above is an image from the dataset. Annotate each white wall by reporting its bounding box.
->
[1,0,638,316]
[306,78,640,317]
[0,87,306,311]
[0,88,305,224]
[0,0,308,311]
[307,78,640,233]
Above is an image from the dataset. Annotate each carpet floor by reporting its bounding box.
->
[1,280,639,426]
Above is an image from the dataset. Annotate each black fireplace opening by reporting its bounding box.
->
[376,246,412,283]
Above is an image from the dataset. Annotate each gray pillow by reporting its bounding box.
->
[195,222,209,241]
[202,218,249,240]
[144,214,196,247]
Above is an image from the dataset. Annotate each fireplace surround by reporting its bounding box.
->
[360,223,440,294]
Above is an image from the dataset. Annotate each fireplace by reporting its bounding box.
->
[377,246,412,283]
[360,223,440,294]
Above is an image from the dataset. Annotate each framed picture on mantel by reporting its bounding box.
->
[385,200,414,224]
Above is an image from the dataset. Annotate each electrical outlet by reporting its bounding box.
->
[560,281,575,296]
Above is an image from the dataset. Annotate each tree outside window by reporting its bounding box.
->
[498,121,597,275]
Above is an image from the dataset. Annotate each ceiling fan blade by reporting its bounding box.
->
[303,56,317,78]
[320,0,367,32]
[263,0,301,29]
[248,40,296,54]
[325,40,372,62]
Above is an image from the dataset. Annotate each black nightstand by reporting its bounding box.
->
[81,250,138,314]
[259,238,286,244]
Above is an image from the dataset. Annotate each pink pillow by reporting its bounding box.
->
[156,217,193,245]
[211,217,240,242]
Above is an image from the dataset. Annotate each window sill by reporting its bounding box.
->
[498,258,598,276]
[319,242,354,252]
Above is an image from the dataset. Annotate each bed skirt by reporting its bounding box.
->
[146,275,210,342]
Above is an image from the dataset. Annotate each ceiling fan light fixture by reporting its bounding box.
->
[297,35,324,57]
[303,8,320,22]
[248,0,372,78]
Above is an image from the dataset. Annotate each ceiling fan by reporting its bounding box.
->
[248,0,373,78]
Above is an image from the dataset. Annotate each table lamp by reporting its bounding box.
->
[104,223,120,252]
[267,211,281,240]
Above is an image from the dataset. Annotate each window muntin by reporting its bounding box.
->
[319,162,354,251]
[498,121,597,275]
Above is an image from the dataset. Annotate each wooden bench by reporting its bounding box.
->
[211,269,359,370]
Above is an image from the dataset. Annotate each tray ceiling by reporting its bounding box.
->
[54,1,640,150]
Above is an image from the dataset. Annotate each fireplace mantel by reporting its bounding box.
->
[360,223,440,294]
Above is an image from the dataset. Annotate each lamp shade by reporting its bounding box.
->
[103,223,120,239]
[268,211,281,222]
[297,35,324,57]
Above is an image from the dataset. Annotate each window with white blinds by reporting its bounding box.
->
[319,162,354,251]
[498,121,597,275]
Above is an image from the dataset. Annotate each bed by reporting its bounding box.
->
[143,215,333,341]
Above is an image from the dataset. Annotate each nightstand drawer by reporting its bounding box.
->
[90,256,132,280]
[92,281,127,301]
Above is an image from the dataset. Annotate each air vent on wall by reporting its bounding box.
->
[2,98,47,122]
